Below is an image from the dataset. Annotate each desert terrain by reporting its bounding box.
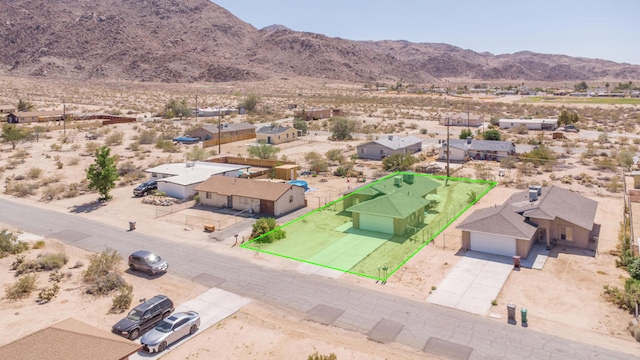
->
[0,76,639,358]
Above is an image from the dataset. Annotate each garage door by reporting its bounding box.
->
[470,232,516,257]
[359,214,394,234]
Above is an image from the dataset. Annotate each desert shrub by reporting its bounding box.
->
[5,182,38,197]
[67,157,80,166]
[83,248,123,295]
[10,254,25,270]
[50,143,62,151]
[156,139,179,152]
[138,129,158,144]
[0,229,29,258]
[186,146,208,161]
[39,174,62,186]
[64,183,81,198]
[3,274,37,300]
[603,278,640,312]
[26,167,42,180]
[251,218,286,244]
[111,284,133,313]
[37,283,60,304]
[32,240,45,249]
[85,141,100,154]
[70,260,84,269]
[308,352,337,360]
[325,149,344,163]
[420,128,428,134]
[40,184,66,201]
[15,252,68,275]
[49,270,67,283]
[628,258,640,280]
[117,160,139,176]
[104,131,124,146]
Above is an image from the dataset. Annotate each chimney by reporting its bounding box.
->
[403,173,414,184]
[466,136,472,145]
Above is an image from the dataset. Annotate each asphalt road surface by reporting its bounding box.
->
[0,198,635,360]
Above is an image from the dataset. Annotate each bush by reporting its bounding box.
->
[251,218,286,244]
[138,129,158,145]
[5,182,38,197]
[628,257,640,280]
[32,240,45,249]
[15,252,68,275]
[156,139,179,153]
[83,248,123,295]
[104,131,124,146]
[37,283,60,304]
[3,274,38,300]
[0,229,29,258]
[26,167,42,180]
[308,352,337,360]
[111,284,133,313]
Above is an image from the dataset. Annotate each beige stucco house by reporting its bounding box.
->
[194,177,306,217]
[456,185,599,258]
[256,126,298,145]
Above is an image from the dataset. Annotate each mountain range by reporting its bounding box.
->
[1,0,638,83]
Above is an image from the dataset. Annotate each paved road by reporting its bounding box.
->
[1,198,636,360]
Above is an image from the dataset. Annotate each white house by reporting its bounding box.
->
[499,118,558,130]
[145,161,249,199]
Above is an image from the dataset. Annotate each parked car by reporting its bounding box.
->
[128,250,168,275]
[141,311,201,353]
[112,295,174,340]
[563,125,580,132]
[133,180,157,196]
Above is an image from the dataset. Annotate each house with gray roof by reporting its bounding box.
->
[357,135,423,160]
[439,138,515,162]
[456,185,599,258]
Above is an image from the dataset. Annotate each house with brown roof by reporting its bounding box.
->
[188,123,256,147]
[456,185,599,258]
[194,176,306,216]
[439,112,484,127]
[0,104,16,114]
[0,318,141,360]
[293,108,332,121]
[7,110,65,124]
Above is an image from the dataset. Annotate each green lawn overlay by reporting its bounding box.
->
[241,172,496,280]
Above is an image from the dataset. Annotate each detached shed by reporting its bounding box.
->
[274,164,298,180]
[633,171,640,189]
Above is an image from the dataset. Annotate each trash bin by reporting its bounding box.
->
[512,255,521,269]
[507,303,516,321]
[521,308,528,324]
[129,221,136,231]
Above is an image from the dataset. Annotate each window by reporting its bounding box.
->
[380,150,384,155]
[559,225,573,241]
[206,192,211,199]
[289,195,293,203]
[151,173,158,178]
[360,148,365,153]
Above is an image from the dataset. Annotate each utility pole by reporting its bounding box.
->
[467,109,470,132]
[195,95,198,124]
[218,106,222,155]
[63,100,66,137]
[446,117,450,178]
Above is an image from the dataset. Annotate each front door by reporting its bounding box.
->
[227,196,233,209]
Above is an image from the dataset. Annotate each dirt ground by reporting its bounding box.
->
[0,85,639,357]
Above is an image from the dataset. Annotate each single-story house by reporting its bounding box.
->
[7,110,65,124]
[344,173,441,235]
[256,126,298,145]
[456,185,599,258]
[293,108,332,121]
[499,118,558,130]
[145,161,249,199]
[439,112,484,127]
[632,155,640,170]
[0,105,16,114]
[632,171,640,189]
[194,177,306,216]
[188,123,256,142]
[439,138,515,162]
[0,318,141,360]
[357,135,423,160]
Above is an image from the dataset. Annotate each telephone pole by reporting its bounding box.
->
[446,117,450,178]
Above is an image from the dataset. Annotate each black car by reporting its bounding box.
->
[133,180,157,196]
[112,295,174,340]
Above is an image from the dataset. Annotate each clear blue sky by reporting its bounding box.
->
[213,0,639,65]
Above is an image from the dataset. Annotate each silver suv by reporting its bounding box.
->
[128,250,168,275]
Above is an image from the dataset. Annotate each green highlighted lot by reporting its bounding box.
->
[242,172,496,280]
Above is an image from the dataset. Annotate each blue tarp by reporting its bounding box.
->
[173,137,200,144]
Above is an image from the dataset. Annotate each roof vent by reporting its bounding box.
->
[403,173,414,184]
[186,162,195,168]
[388,135,393,141]
[529,185,542,196]
[466,136,472,144]
[394,176,402,187]
[529,189,538,202]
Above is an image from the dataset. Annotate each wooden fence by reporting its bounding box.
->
[208,156,295,168]
[202,133,255,147]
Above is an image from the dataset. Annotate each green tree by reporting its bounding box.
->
[1,124,27,149]
[482,129,501,141]
[163,99,191,119]
[16,99,34,112]
[520,144,556,167]
[574,81,588,92]
[330,117,358,141]
[29,125,47,142]
[86,146,119,201]
[248,143,280,160]
[459,128,473,140]
[293,118,308,135]
[558,109,579,127]
[305,151,328,173]
[382,153,417,171]
[239,93,260,113]
[325,149,344,163]
[250,218,286,244]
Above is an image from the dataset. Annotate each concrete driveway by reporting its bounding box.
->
[130,287,251,359]
[427,251,513,316]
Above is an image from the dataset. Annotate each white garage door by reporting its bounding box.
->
[359,214,394,234]
[470,232,516,257]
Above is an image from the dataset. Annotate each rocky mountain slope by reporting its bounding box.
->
[0,0,638,83]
